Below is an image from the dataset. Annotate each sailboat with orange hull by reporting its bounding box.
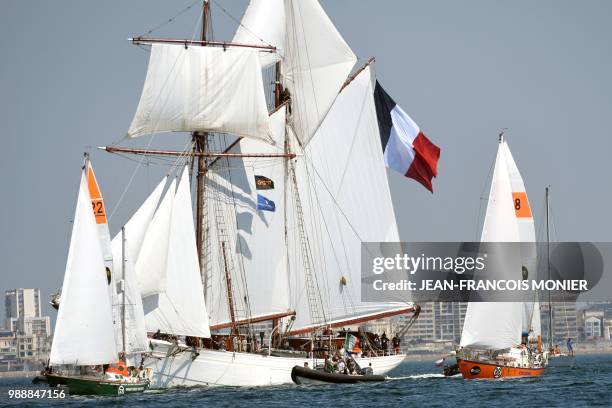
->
[456,133,547,379]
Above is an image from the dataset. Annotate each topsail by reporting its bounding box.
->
[128,44,273,144]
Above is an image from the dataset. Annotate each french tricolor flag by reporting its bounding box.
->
[374,81,440,192]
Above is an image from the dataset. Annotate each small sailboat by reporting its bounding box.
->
[456,133,547,379]
[45,158,150,395]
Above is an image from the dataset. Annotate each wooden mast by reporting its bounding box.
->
[194,0,210,271]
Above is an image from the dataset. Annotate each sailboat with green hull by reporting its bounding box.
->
[45,159,149,396]
[46,374,148,396]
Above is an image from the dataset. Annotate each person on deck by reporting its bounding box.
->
[324,355,334,373]
[381,332,389,355]
[337,358,347,374]
[392,334,401,354]
[567,338,574,356]
[373,334,381,351]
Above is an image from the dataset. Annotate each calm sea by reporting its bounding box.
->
[1,353,611,407]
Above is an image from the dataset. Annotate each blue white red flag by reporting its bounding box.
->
[374,81,440,192]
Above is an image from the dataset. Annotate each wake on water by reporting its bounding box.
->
[387,373,460,380]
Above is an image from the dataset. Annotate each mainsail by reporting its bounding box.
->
[128,44,273,143]
[142,167,210,338]
[204,107,291,328]
[50,170,117,365]
[460,137,538,350]
[286,66,409,332]
[502,142,541,340]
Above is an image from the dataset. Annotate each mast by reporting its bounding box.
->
[194,0,210,270]
[546,186,553,350]
[121,226,127,355]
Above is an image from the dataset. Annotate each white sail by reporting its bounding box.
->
[233,0,285,68]
[286,66,408,332]
[128,44,272,144]
[50,171,118,365]
[136,179,175,297]
[460,139,523,350]
[143,167,210,338]
[204,107,291,327]
[110,179,165,358]
[502,142,541,339]
[283,0,357,145]
[111,177,166,274]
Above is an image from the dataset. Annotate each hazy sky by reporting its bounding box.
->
[1,0,611,323]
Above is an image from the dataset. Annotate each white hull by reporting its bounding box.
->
[144,339,404,387]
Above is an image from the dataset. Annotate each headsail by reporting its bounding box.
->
[142,167,211,338]
[50,170,117,365]
[128,44,273,144]
[136,179,175,297]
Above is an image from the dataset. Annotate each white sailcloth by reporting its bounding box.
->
[286,66,408,332]
[283,0,357,145]
[233,0,285,68]
[460,139,523,350]
[143,167,211,338]
[111,177,166,275]
[128,44,272,144]
[204,107,291,326]
[110,178,166,358]
[503,142,541,339]
[136,179,175,297]
[50,171,118,365]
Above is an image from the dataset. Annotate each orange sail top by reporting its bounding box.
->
[86,162,108,225]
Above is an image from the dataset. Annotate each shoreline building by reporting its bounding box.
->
[1,289,51,372]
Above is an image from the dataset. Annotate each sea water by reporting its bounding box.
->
[1,353,611,407]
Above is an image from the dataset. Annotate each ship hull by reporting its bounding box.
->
[144,339,404,387]
[457,358,545,379]
[46,374,149,396]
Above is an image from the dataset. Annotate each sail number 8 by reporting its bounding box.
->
[511,192,532,218]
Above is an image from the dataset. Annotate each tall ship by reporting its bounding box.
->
[48,0,433,388]
[456,134,547,379]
